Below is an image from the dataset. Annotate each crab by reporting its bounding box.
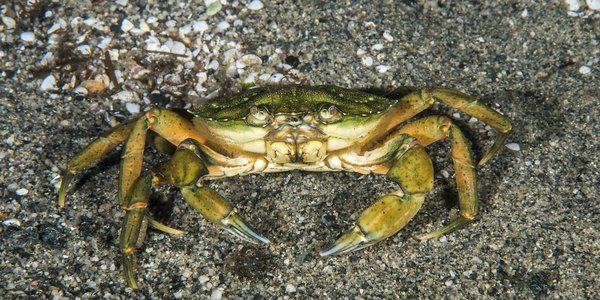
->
[58,85,511,289]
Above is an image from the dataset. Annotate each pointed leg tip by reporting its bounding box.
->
[223,213,270,245]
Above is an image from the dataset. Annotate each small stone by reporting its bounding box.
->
[20,32,36,42]
[565,0,581,11]
[376,65,389,73]
[372,43,384,50]
[16,188,29,196]
[199,275,209,283]
[192,20,209,32]
[147,16,158,24]
[170,41,187,55]
[125,102,140,115]
[76,45,92,56]
[2,16,16,29]
[121,19,135,32]
[40,74,58,92]
[588,0,600,10]
[361,56,373,66]
[441,170,450,178]
[210,288,222,300]
[285,284,297,293]
[2,219,21,227]
[505,143,521,151]
[240,54,262,66]
[97,37,112,50]
[356,48,367,56]
[248,0,264,10]
[269,73,284,83]
[166,20,177,28]
[80,80,106,94]
[578,66,591,74]
[116,0,128,6]
[217,21,230,31]
[205,1,222,16]
[382,31,394,41]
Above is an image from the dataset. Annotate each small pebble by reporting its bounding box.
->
[199,275,210,284]
[248,0,264,10]
[40,74,58,92]
[361,56,373,66]
[565,0,581,11]
[578,66,591,74]
[20,32,36,42]
[240,54,262,66]
[16,188,28,196]
[269,73,284,83]
[210,289,222,300]
[356,48,367,56]
[2,16,16,29]
[372,43,384,50]
[116,0,128,5]
[121,19,135,32]
[285,284,297,293]
[375,65,389,73]
[521,8,529,17]
[441,170,450,178]
[2,219,21,227]
[505,143,521,151]
[126,102,141,114]
[206,1,222,16]
[193,20,209,32]
[588,0,600,10]
[382,31,394,41]
[217,21,230,31]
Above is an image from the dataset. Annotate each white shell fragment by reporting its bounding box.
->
[121,19,135,32]
[20,32,36,42]
[505,143,521,151]
[578,66,591,74]
[565,0,581,11]
[240,54,262,66]
[192,20,209,32]
[217,21,230,31]
[2,16,16,29]
[248,0,264,10]
[40,74,58,92]
[382,31,394,42]
[270,73,284,83]
[361,56,373,66]
[376,65,389,73]
[126,102,141,115]
[16,188,28,196]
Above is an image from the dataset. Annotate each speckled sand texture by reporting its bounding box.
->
[0,1,598,299]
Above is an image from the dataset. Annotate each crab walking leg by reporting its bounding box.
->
[152,141,269,245]
[320,144,434,256]
[58,120,135,206]
[396,116,478,239]
[387,88,512,166]
[118,117,150,207]
[182,187,270,244]
[120,175,153,289]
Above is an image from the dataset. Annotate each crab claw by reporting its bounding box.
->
[182,186,269,245]
[320,192,425,257]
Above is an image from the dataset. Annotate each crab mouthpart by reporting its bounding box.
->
[265,124,328,164]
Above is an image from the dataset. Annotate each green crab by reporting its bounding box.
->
[58,85,511,289]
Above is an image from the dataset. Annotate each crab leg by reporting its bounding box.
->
[386,88,512,166]
[396,115,478,239]
[58,120,135,206]
[153,140,269,245]
[120,175,152,290]
[320,144,433,256]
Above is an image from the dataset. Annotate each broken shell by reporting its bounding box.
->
[80,80,106,94]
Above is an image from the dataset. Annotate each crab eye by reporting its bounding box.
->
[246,106,272,126]
[318,105,341,123]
